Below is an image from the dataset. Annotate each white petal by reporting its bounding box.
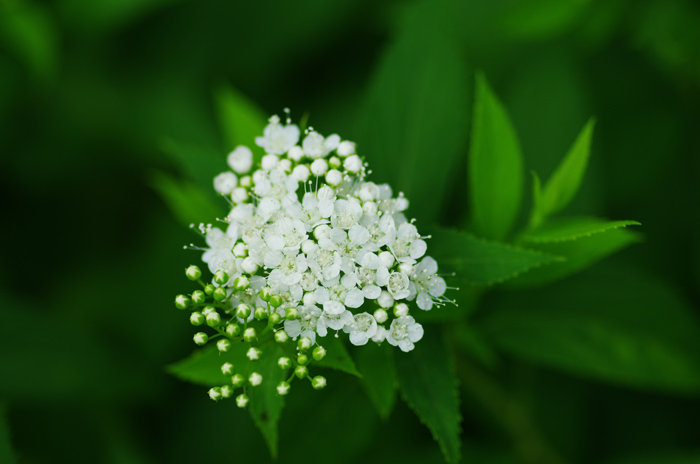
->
[348,225,370,246]
[362,285,381,299]
[324,300,345,315]
[417,292,433,310]
[344,289,364,308]
[409,239,427,259]
[349,332,369,346]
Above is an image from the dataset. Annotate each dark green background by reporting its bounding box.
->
[1,0,700,463]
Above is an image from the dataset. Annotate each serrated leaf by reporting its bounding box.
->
[395,329,462,463]
[355,343,397,419]
[428,227,562,285]
[314,336,361,377]
[248,344,287,458]
[479,264,700,393]
[0,403,15,464]
[166,342,249,387]
[507,227,640,287]
[214,84,267,164]
[520,217,640,243]
[531,118,595,227]
[149,171,225,228]
[469,72,524,240]
[357,0,470,224]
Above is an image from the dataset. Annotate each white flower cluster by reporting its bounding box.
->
[201,115,449,352]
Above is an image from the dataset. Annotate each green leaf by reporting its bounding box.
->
[166,342,249,387]
[428,227,562,285]
[357,0,470,224]
[479,264,700,393]
[355,343,397,419]
[469,72,524,240]
[314,336,361,377]
[395,329,462,463]
[506,227,640,287]
[608,453,700,464]
[149,171,225,228]
[248,344,287,458]
[0,403,15,464]
[500,0,589,40]
[160,139,224,193]
[520,217,640,243]
[214,84,267,164]
[531,118,596,226]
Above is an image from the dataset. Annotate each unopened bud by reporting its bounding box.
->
[254,306,267,320]
[311,375,327,390]
[285,307,299,320]
[190,312,204,326]
[204,284,215,295]
[191,290,206,305]
[236,393,249,408]
[298,337,312,351]
[325,169,342,187]
[193,332,208,346]
[377,290,394,308]
[217,339,231,352]
[220,385,233,398]
[243,327,256,342]
[312,345,327,361]
[278,357,291,369]
[208,387,222,401]
[212,287,227,302]
[344,155,362,173]
[394,303,409,317]
[276,381,290,396]
[328,156,341,169]
[226,323,240,337]
[297,354,309,365]
[236,303,251,319]
[206,311,221,328]
[398,262,414,275]
[233,276,249,291]
[185,265,202,281]
[231,374,245,387]
[259,287,272,302]
[246,347,261,361]
[221,362,235,376]
[213,270,229,286]
[374,308,388,323]
[269,312,281,324]
[275,330,289,343]
[233,242,247,258]
[249,372,263,387]
[175,295,191,310]
[270,295,283,308]
[294,365,308,379]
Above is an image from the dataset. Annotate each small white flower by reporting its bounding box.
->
[288,145,304,161]
[284,304,322,344]
[387,271,411,300]
[302,131,329,159]
[409,257,447,310]
[386,316,423,352]
[343,312,378,346]
[317,308,354,336]
[256,115,300,155]
[371,325,386,343]
[227,146,253,173]
[332,198,363,229]
[377,290,394,308]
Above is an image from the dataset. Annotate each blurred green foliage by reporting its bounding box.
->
[2,0,700,463]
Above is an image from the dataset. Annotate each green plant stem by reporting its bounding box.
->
[455,354,571,464]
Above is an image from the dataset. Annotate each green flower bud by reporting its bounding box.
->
[328,156,341,169]
[236,393,249,408]
[276,381,290,396]
[243,327,256,342]
[221,362,235,376]
[185,265,202,281]
[312,345,327,361]
[231,374,245,388]
[206,311,221,328]
[191,290,206,305]
[294,365,308,379]
[217,339,231,352]
[297,354,309,366]
[202,305,216,315]
[246,347,261,361]
[226,323,241,337]
[213,270,229,286]
[213,287,227,302]
[285,307,299,320]
[233,276,250,291]
[236,304,251,319]
[270,295,283,308]
[190,312,204,326]
[204,284,215,295]
[254,306,268,320]
[274,330,289,344]
[393,302,409,317]
[278,357,291,369]
[233,242,247,258]
[259,287,272,302]
[175,294,191,310]
[193,332,208,346]
[248,372,263,387]
[269,312,281,324]
[208,387,222,401]
[373,308,388,324]
[220,385,233,399]
[311,375,327,390]
[298,337,312,351]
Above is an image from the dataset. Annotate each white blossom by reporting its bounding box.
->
[343,312,378,346]
[256,115,300,155]
[227,146,253,173]
[386,316,423,352]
